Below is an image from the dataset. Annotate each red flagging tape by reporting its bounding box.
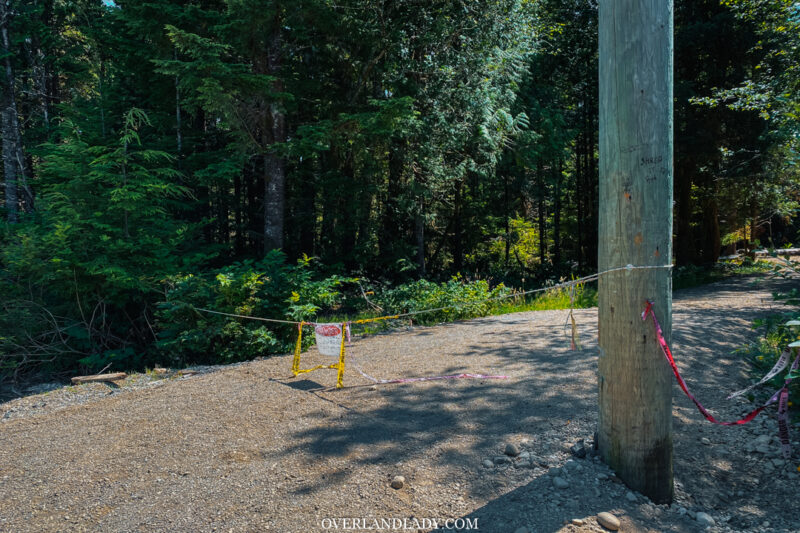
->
[642,301,786,426]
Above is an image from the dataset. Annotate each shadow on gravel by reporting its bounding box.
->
[281,278,799,514]
[428,477,698,533]
[284,337,598,496]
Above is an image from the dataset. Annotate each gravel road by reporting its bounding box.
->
[1,276,798,533]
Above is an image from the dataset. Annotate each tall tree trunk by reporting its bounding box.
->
[246,153,259,249]
[576,128,584,269]
[1,1,28,220]
[22,26,49,133]
[40,0,53,130]
[264,150,285,252]
[503,175,510,267]
[122,141,130,239]
[99,60,106,138]
[301,159,319,257]
[586,118,598,269]
[234,171,244,255]
[553,159,562,267]
[263,14,286,253]
[381,140,404,260]
[453,179,464,272]
[702,194,720,263]
[174,47,182,170]
[218,179,229,245]
[338,152,356,269]
[537,162,546,265]
[674,158,695,265]
[415,207,425,278]
[1,96,17,223]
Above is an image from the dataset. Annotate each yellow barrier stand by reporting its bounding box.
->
[291,321,348,388]
[336,323,347,388]
[291,316,408,387]
[291,322,304,375]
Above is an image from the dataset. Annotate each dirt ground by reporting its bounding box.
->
[1,276,799,533]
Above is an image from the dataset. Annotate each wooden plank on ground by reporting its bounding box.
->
[71,372,127,384]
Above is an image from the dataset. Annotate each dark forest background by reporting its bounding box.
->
[1,0,798,384]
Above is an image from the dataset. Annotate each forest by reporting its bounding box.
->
[1,0,798,385]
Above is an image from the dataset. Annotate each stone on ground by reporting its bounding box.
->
[596,512,620,531]
[696,512,715,527]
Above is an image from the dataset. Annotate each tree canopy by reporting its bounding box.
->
[1,0,798,382]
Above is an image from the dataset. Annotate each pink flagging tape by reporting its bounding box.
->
[777,354,800,458]
[727,349,791,400]
[642,301,788,426]
[778,388,790,458]
[349,355,508,385]
[372,373,509,385]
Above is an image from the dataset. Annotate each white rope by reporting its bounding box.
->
[190,264,674,326]
[192,307,301,325]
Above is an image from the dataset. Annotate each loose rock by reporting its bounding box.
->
[625,491,637,502]
[570,439,587,458]
[596,512,620,531]
[390,475,405,489]
[505,443,520,457]
[493,456,511,465]
[552,476,570,489]
[482,459,494,468]
[571,518,584,526]
[696,512,715,527]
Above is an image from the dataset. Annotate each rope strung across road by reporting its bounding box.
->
[190,263,673,388]
[193,265,800,457]
[192,263,673,327]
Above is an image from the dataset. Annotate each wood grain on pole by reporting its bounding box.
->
[598,0,674,503]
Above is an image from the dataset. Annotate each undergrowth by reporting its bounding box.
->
[738,257,800,415]
[326,278,598,336]
[0,255,777,389]
[672,258,772,290]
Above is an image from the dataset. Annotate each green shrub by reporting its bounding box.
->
[0,110,197,381]
[672,259,771,290]
[155,252,352,365]
[742,312,800,411]
[366,277,512,326]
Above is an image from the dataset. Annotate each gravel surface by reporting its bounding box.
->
[1,276,799,533]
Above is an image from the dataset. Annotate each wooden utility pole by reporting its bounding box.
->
[597,0,674,503]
